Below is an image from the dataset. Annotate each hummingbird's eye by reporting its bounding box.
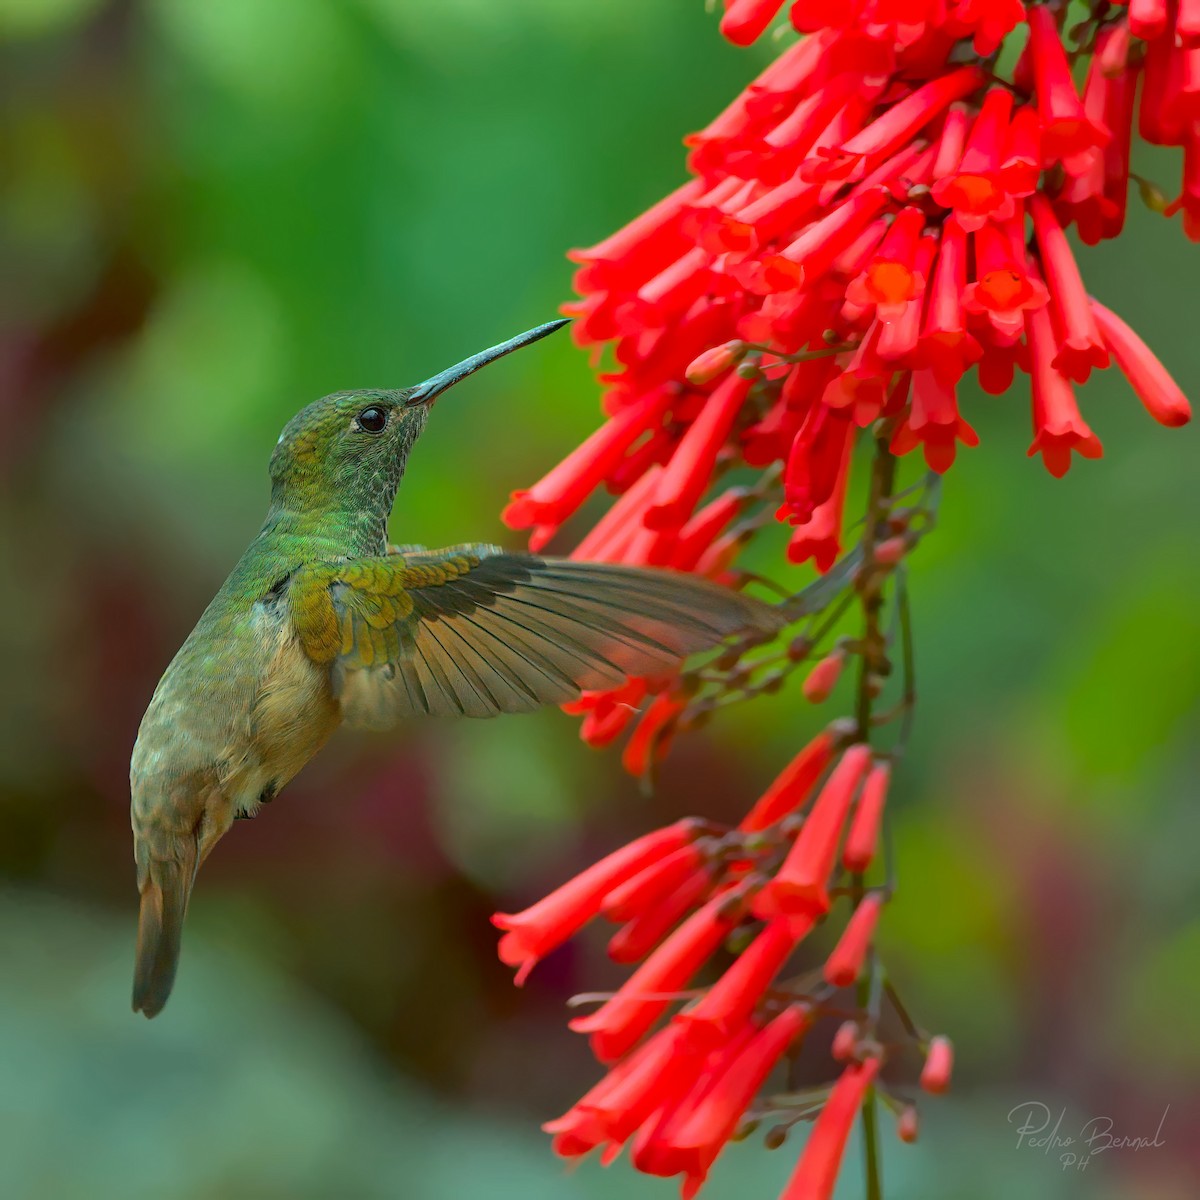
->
[356,406,388,434]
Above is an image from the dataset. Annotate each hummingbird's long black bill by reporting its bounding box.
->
[405,318,570,407]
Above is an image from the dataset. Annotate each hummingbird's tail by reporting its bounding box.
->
[132,841,197,1019]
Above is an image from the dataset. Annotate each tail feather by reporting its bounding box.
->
[132,853,194,1018]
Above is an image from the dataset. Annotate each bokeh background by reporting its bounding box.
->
[2,2,1198,1197]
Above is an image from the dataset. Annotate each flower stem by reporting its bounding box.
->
[858,1052,883,1200]
[853,430,901,1200]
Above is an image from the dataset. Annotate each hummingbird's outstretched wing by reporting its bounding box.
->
[288,544,784,726]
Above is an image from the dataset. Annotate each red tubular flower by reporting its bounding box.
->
[977,340,1022,395]
[694,530,746,583]
[502,388,671,538]
[919,218,982,385]
[949,0,1026,55]
[569,179,706,291]
[753,743,873,919]
[687,34,828,175]
[543,1033,659,1158]
[876,234,938,365]
[1029,193,1109,382]
[1091,301,1193,427]
[566,676,646,719]
[1026,303,1103,478]
[786,453,852,573]
[842,760,891,872]
[757,186,893,293]
[999,104,1042,197]
[753,79,865,187]
[493,820,697,984]
[603,843,708,923]
[545,1020,705,1156]
[810,66,985,187]
[630,1025,758,1184]
[890,368,979,473]
[1129,0,1168,40]
[671,488,751,570]
[834,219,891,294]
[823,892,884,986]
[644,374,751,531]
[631,247,735,326]
[647,1005,811,1197]
[569,465,664,563]
[622,691,688,777]
[963,217,1048,339]
[608,868,713,963]
[1182,0,1200,46]
[1170,132,1200,240]
[745,30,833,111]
[930,103,970,182]
[570,890,743,1062]
[1139,33,1188,148]
[778,1057,882,1200]
[717,174,821,254]
[1060,33,1137,246]
[822,324,891,427]
[739,729,838,832]
[1027,5,1108,163]
[679,914,818,1047]
[796,96,877,191]
[931,87,1015,230]
[920,1035,955,1093]
[744,399,805,468]
[788,0,861,35]
[844,205,929,318]
[1098,19,1132,75]
[859,137,937,198]
[618,511,683,570]
[577,678,648,748]
[782,403,855,524]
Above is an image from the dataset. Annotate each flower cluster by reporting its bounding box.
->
[496,727,950,1200]
[504,4,1190,551]
[494,4,1193,1200]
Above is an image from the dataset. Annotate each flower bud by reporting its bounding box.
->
[920,1035,954,1094]
[823,892,883,987]
[897,1105,920,1143]
[1136,175,1170,215]
[802,650,846,704]
[874,535,907,565]
[843,761,890,873]
[764,1124,789,1150]
[831,1020,860,1062]
[685,340,746,384]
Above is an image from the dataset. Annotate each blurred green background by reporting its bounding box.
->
[1,2,1197,1198]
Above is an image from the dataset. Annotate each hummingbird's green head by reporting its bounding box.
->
[267,319,568,520]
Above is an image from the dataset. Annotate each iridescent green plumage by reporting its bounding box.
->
[129,321,783,1018]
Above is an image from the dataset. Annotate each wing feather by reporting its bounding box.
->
[290,545,783,727]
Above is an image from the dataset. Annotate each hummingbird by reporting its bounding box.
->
[129,318,784,1018]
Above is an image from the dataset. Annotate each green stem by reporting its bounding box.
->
[859,1070,883,1200]
[852,431,900,1200]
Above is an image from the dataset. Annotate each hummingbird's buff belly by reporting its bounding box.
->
[248,619,341,801]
